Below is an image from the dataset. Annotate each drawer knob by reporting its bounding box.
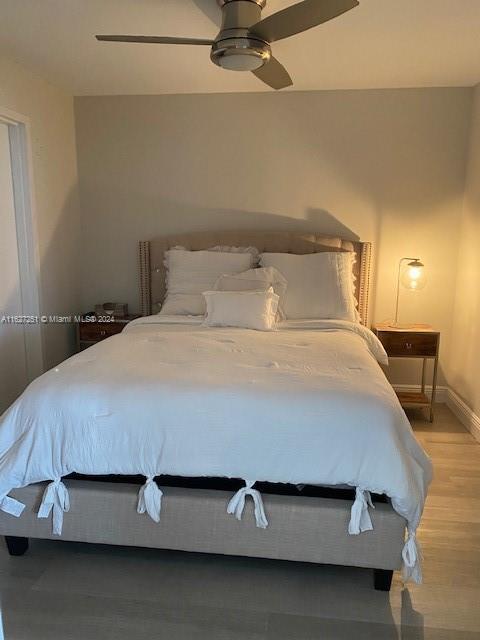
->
[100,330,106,337]
[406,342,412,349]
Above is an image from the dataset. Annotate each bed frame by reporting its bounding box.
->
[1,230,406,591]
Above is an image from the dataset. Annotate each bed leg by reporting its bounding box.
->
[5,536,29,556]
[373,569,393,591]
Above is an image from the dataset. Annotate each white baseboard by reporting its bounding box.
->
[446,388,480,443]
[393,384,448,403]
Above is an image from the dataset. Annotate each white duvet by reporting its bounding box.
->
[0,316,432,581]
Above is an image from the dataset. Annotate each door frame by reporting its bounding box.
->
[0,107,44,380]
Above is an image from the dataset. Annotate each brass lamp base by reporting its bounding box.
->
[387,322,416,329]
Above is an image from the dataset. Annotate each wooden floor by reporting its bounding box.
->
[1,404,479,639]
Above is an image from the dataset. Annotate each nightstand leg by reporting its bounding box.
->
[430,353,439,423]
[421,358,426,395]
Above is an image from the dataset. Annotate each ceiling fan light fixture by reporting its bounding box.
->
[211,38,270,72]
[217,50,266,71]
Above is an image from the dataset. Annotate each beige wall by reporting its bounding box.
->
[0,56,81,369]
[75,88,471,386]
[448,83,480,415]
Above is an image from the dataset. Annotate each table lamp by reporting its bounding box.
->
[391,257,426,328]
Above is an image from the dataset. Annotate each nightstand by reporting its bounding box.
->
[76,314,140,351]
[373,324,440,422]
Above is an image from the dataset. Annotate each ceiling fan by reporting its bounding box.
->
[96,0,359,90]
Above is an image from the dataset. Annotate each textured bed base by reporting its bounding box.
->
[0,480,404,576]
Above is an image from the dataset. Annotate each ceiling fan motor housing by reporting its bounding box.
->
[216,0,267,11]
[211,0,270,72]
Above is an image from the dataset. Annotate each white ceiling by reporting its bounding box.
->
[0,0,479,95]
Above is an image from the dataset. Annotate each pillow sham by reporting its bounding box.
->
[203,288,279,331]
[171,245,259,261]
[259,251,358,321]
[208,245,259,262]
[160,249,255,316]
[214,266,287,318]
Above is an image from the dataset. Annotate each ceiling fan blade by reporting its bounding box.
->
[252,57,293,90]
[95,35,214,45]
[249,0,359,43]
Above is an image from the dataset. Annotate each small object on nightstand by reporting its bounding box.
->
[76,313,140,351]
[373,323,440,422]
[94,302,129,318]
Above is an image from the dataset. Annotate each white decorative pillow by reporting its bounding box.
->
[160,249,255,316]
[259,251,358,321]
[203,288,279,331]
[214,267,288,319]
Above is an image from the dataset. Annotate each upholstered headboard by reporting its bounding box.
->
[139,231,372,325]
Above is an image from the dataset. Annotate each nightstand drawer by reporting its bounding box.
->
[377,331,438,357]
[78,322,125,342]
[76,314,140,351]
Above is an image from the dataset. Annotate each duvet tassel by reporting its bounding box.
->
[38,479,70,535]
[348,487,374,535]
[0,495,25,517]
[137,477,163,523]
[402,530,423,584]
[227,480,268,529]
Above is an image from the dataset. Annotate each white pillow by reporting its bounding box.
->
[161,249,255,316]
[203,288,279,331]
[214,266,288,319]
[259,251,358,321]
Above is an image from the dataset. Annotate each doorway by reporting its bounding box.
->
[0,111,43,413]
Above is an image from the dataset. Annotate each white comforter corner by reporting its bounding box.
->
[0,316,432,579]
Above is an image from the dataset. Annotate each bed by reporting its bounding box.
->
[0,231,432,591]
